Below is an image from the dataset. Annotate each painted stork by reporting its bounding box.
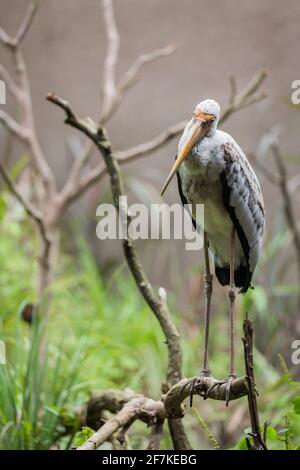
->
[161,99,265,405]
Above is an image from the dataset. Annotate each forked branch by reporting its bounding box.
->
[77,393,165,451]
[62,68,268,209]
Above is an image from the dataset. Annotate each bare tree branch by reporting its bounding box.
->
[271,144,300,282]
[220,69,268,123]
[0,65,20,97]
[0,0,38,48]
[101,45,175,123]
[229,76,237,105]
[0,161,41,221]
[75,315,261,450]
[13,0,39,47]
[57,119,187,211]
[116,120,188,162]
[117,69,268,163]
[100,0,120,119]
[47,92,191,450]
[0,162,51,266]
[164,376,248,419]
[77,395,165,450]
[58,68,268,211]
[47,92,183,386]
[0,110,27,140]
[0,27,12,47]
[0,0,55,195]
[147,418,164,450]
[249,151,279,185]
[60,5,175,204]
[242,317,267,450]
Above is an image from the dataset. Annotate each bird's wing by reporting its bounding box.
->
[220,141,265,277]
[176,155,197,229]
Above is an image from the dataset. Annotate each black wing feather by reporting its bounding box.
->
[220,170,253,293]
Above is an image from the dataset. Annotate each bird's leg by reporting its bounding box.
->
[202,230,213,376]
[179,231,214,406]
[225,226,237,405]
[204,228,238,404]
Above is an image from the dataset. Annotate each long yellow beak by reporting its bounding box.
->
[160,113,214,196]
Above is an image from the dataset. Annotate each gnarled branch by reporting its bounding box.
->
[77,394,165,451]
[164,376,248,419]
[47,92,191,450]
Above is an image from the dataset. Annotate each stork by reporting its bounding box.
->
[161,99,265,405]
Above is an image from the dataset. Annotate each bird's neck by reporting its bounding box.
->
[206,126,217,138]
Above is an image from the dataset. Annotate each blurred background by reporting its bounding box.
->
[0,0,300,451]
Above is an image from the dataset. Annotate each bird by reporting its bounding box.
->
[161,99,265,405]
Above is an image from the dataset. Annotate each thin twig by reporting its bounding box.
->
[0,65,19,97]
[101,45,175,124]
[100,0,120,119]
[60,3,175,206]
[220,69,268,123]
[0,0,55,195]
[0,0,38,48]
[242,316,267,450]
[271,144,300,273]
[14,0,39,47]
[0,161,51,259]
[0,110,27,140]
[249,152,279,185]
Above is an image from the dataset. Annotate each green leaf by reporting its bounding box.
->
[265,426,277,441]
[238,437,250,450]
[73,427,94,447]
[293,396,300,414]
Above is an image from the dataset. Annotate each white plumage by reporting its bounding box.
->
[161,98,265,392]
[176,99,265,292]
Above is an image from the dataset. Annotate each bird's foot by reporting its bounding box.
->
[205,373,237,406]
[178,368,211,407]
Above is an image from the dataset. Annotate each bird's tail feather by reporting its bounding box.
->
[215,264,252,294]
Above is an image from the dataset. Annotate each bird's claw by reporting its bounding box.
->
[204,379,226,399]
[203,374,237,405]
[178,369,211,407]
[225,374,236,407]
[178,371,237,407]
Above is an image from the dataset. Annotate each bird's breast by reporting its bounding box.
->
[179,160,233,237]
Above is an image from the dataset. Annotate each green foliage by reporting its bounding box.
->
[192,408,220,449]
[73,426,94,447]
[234,357,300,450]
[0,319,84,449]
[0,182,300,450]
[0,218,168,449]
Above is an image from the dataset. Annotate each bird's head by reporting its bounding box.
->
[194,99,220,130]
[161,99,220,196]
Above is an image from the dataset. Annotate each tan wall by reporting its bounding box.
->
[0,0,299,282]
